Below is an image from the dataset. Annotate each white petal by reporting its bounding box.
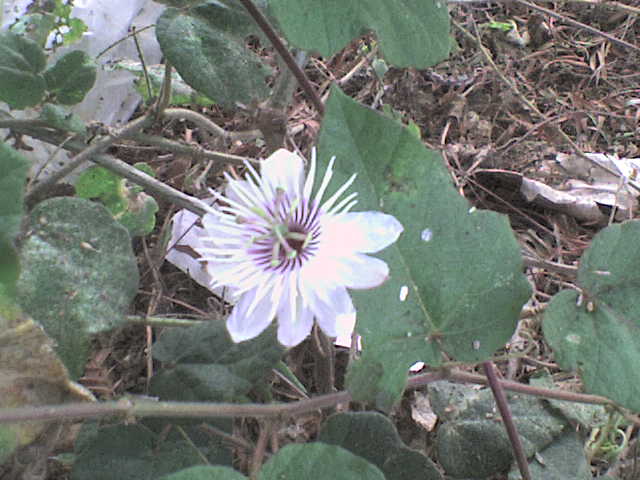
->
[306,286,355,337]
[334,312,357,348]
[301,252,389,290]
[201,211,225,234]
[226,288,277,342]
[321,211,403,254]
[276,291,314,347]
[260,149,305,198]
[337,254,390,289]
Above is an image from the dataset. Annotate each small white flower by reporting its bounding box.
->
[197,149,403,346]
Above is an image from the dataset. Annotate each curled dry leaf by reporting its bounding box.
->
[0,303,94,469]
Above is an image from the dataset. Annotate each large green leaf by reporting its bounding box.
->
[72,424,229,480]
[544,220,640,410]
[44,50,97,105]
[318,412,442,480]
[259,443,385,480]
[150,321,284,403]
[17,197,139,379]
[317,87,530,410]
[0,32,47,108]
[268,0,450,68]
[156,3,271,108]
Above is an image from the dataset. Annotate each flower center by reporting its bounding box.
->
[270,223,312,267]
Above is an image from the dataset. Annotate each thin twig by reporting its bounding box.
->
[9,124,244,216]
[131,25,153,102]
[522,255,578,276]
[96,24,155,59]
[483,361,531,480]
[0,368,625,425]
[25,114,154,202]
[127,315,205,328]
[236,0,324,115]
[162,108,262,143]
[414,369,614,406]
[250,420,272,480]
[513,0,640,52]
[131,132,251,165]
[89,153,214,216]
[154,61,173,119]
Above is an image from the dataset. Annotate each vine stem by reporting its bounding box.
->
[236,0,324,115]
[6,124,240,216]
[0,369,627,425]
[482,361,531,480]
[24,114,154,202]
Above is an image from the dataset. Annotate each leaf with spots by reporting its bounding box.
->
[318,87,531,410]
[544,220,640,411]
[17,197,139,379]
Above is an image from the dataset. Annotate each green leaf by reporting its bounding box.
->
[0,141,29,298]
[9,13,57,47]
[0,32,47,108]
[112,61,215,106]
[268,0,450,68]
[156,4,271,108]
[0,141,29,244]
[151,321,284,402]
[72,424,229,480]
[160,466,247,480]
[75,166,126,212]
[117,192,159,236]
[63,17,89,45]
[319,412,442,480]
[318,87,530,410]
[75,165,159,236]
[508,431,591,480]
[544,220,640,411]
[17,197,139,379]
[430,381,567,478]
[39,103,87,135]
[259,443,385,480]
[44,50,97,105]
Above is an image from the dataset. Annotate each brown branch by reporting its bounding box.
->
[483,361,531,480]
[0,368,628,427]
[236,0,324,115]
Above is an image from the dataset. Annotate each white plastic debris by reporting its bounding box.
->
[2,0,165,185]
